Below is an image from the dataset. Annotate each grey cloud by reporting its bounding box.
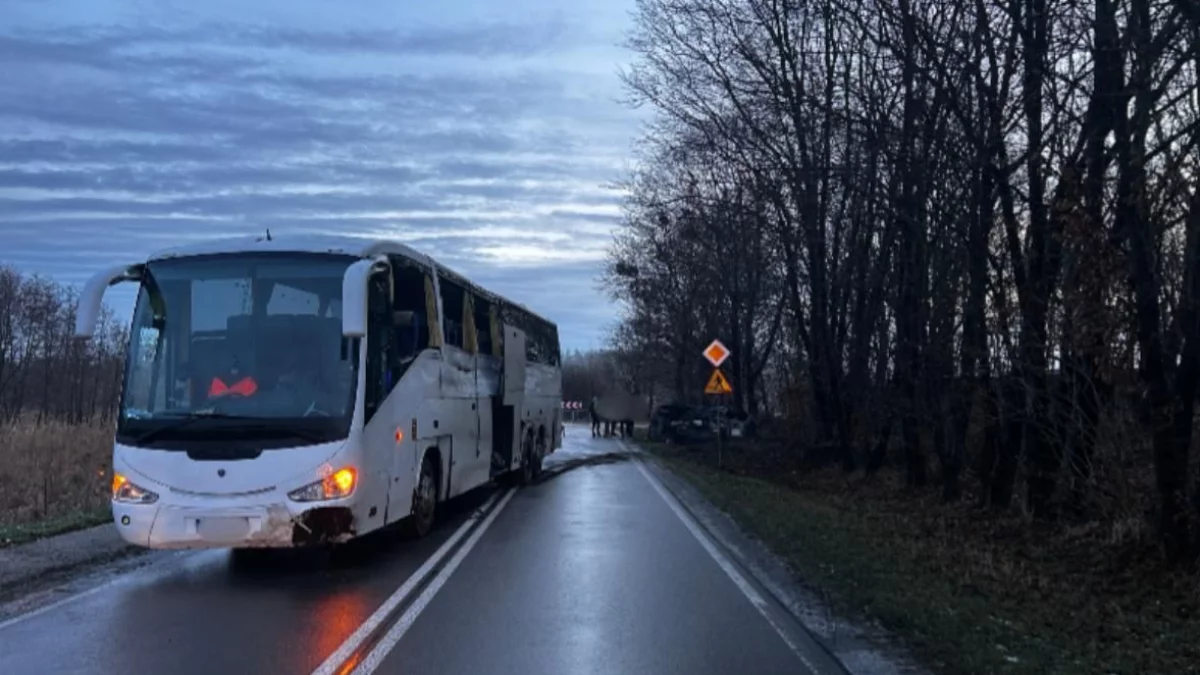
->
[244,71,568,122]
[0,74,580,158]
[2,235,236,264]
[216,21,575,58]
[0,25,604,184]
[0,190,444,218]
[0,184,618,221]
[0,150,621,202]
[0,33,266,81]
[0,32,124,68]
[0,217,241,238]
[0,138,230,165]
[277,218,495,234]
[0,85,364,146]
[1,25,593,130]
[1,19,576,71]
[546,209,622,224]
[0,164,426,194]
[0,16,631,349]
[0,171,619,218]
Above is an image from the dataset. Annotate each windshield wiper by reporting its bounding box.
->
[130,411,254,444]
[130,411,330,445]
[282,427,328,443]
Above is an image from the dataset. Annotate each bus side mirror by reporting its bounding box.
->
[74,263,141,340]
[342,256,390,338]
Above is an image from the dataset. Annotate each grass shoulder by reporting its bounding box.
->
[1,419,114,548]
[0,508,111,548]
[638,438,1197,675]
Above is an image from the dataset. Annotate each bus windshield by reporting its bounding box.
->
[116,252,359,448]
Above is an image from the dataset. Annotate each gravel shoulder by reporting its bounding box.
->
[0,523,148,607]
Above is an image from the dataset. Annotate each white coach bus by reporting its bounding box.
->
[73,234,563,550]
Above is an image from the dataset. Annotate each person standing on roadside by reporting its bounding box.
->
[589,396,600,437]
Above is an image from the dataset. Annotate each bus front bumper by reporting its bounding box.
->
[112,501,356,550]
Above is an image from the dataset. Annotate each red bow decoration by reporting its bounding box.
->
[209,376,258,397]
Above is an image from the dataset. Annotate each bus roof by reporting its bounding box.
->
[146,234,558,329]
[147,234,430,265]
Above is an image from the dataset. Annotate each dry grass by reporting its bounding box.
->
[0,418,113,544]
[644,437,1200,675]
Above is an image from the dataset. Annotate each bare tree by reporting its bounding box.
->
[609,0,1200,562]
[0,266,126,427]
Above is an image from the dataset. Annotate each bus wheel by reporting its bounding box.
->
[531,434,546,481]
[518,433,534,486]
[229,547,271,571]
[406,456,437,538]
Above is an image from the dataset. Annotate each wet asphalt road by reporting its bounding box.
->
[0,425,832,675]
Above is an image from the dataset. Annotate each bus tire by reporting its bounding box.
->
[405,455,437,538]
[531,432,545,481]
[229,547,270,571]
[518,433,534,486]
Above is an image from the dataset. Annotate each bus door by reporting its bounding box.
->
[470,292,500,472]
[500,325,526,471]
[463,291,482,461]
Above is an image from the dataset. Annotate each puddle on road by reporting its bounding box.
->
[536,451,634,484]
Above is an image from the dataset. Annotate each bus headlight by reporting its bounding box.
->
[112,473,159,504]
[288,467,357,502]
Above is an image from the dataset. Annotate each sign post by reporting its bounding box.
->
[702,340,733,468]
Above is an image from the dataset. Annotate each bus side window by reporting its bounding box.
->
[516,311,543,363]
[545,324,560,366]
[391,263,430,360]
[531,320,547,364]
[462,291,478,354]
[364,274,395,423]
[490,303,503,358]
[472,293,493,357]
[439,276,466,350]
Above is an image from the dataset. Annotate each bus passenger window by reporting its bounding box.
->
[364,273,402,422]
[491,303,504,358]
[391,264,430,360]
[439,277,466,350]
[392,311,424,361]
[473,294,493,357]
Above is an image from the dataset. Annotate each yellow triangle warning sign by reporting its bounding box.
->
[705,368,732,395]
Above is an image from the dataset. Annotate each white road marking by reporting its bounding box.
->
[631,454,823,675]
[347,487,517,675]
[0,549,209,632]
[311,489,506,675]
[0,575,126,632]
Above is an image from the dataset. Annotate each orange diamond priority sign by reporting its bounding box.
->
[703,339,730,368]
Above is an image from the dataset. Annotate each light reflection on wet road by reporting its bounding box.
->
[0,426,834,675]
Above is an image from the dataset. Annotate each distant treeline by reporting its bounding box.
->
[0,265,127,426]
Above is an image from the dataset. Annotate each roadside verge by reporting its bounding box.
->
[635,438,1200,675]
[0,521,145,606]
[0,509,112,549]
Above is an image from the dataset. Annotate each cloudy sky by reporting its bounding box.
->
[0,0,644,351]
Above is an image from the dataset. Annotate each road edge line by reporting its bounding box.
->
[311,489,505,675]
[0,572,129,632]
[633,452,857,671]
[349,487,517,674]
[627,445,840,675]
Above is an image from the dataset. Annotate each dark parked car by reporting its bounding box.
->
[702,406,756,439]
[648,404,713,444]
